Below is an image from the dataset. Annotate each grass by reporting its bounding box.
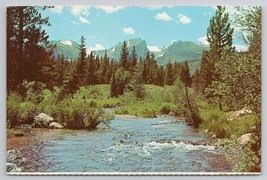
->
[75,84,178,118]
[7,129,24,138]
[195,100,260,139]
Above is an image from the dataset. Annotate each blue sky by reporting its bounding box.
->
[42,6,247,52]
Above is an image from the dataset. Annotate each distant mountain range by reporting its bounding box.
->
[49,40,80,60]
[48,39,209,68]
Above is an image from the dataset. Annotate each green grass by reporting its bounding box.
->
[75,84,178,118]
[7,129,24,138]
[196,100,260,139]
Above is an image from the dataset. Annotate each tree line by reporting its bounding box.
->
[6,6,192,100]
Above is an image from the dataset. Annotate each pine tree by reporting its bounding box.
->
[207,6,234,60]
[202,6,234,110]
[110,72,117,97]
[120,41,129,70]
[7,7,51,91]
[87,52,96,85]
[156,66,165,86]
[76,36,87,86]
[129,46,137,72]
[165,62,174,85]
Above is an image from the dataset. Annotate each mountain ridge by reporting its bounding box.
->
[48,38,208,66]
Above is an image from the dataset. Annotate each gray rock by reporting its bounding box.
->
[49,122,64,129]
[34,113,54,128]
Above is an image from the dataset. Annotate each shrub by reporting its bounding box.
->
[18,102,37,124]
[160,103,176,115]
[140,108,157,118]
[115,107,129,115]
[7,92,23,127]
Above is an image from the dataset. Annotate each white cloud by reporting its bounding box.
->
[123,27,135,35]
[233,44,248,52]
[177,14,192,24]
[95,6,124,13]
[198,36,209,46]
[51,6,63,14]
[147,46,162,52]
[87,44,105,54]
[70,6,90,17]
[154,12,173,21]
[79,16,90,24]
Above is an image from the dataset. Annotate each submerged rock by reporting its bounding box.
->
[49,122,64,129]
[34,113,54,128]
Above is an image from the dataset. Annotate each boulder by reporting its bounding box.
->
[49,122,64,129]
[204,129,209,133]
[238,133,253,145]
[34,113,54,128]
[212,134,217,139]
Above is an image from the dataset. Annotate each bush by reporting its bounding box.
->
[160,103,176,115]
[7,92,23,127]
[18,102,37,124]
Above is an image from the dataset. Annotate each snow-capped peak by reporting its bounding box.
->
[61,40,72,46]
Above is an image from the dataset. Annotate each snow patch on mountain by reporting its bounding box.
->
[61,40,73,46]
[147,45,162,52]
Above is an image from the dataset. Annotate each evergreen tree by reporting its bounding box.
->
[87,52,96,85]
[207,6,234,60]
[156,66,165,86]
[201,6,234,110]
[7,6,51,91]
[76,36,87,86]
[120,41,129,70]
[129,46,138,72]
[165,62,174,85]
[192,69,201,93]
[130,64,145,99]
[110,72,117,97]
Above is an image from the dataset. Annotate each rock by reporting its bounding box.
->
[6,149,26,165]
[49,122,64,129]
[6,163,22,172]
[212,134,217,139]
[238,133,253,145]
[204,129,209,133]
[34,113,54,128]
[250,126,257,131]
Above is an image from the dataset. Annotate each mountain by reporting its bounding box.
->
[48,39,208,70]
[93,38,149,61]
[155,41,209,65]
[49,40,80,60]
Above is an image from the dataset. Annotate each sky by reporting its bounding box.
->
[42,6,248,52]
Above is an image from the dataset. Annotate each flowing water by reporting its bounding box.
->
[7,115,232,173]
